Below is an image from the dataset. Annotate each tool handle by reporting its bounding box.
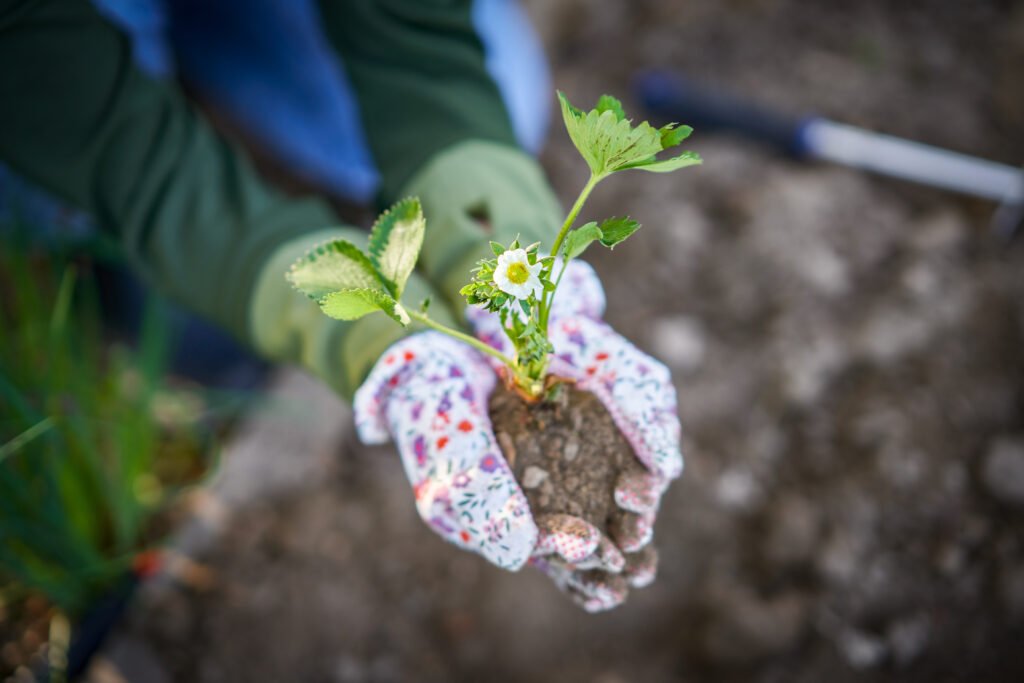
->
[635,70,815,157]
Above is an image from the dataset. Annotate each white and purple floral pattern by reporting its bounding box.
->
[354,261,683,605]
[354,332,633,574]
[467,260,683,595]
[354,333,536,569]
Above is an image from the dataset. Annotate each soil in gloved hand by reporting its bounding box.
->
[489,383,655,583]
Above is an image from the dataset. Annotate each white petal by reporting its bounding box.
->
[493,248,542,300]
[506,281,533,299]
[494,265,513,291]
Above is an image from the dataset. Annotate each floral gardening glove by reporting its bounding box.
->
[467,260,684,609]
[353,332,630,576]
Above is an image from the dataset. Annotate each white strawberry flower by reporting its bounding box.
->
[493,248,544,300]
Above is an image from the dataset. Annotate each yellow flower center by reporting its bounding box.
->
[506,262,530,285]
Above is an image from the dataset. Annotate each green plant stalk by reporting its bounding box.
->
[548,172,603,265]
[517,325,551,395]
[451,170,607,398]
[0,416,55,464]
[539,172,604,332]
[407,309,524,378]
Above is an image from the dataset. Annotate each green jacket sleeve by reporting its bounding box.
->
[0,0,452,398]
[317,0,520,204]
[317,0,564,309]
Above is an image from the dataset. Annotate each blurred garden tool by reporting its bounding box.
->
[636,70,1024,239]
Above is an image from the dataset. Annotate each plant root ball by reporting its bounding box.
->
[489,383,657,604]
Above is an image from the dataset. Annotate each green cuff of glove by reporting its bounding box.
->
[400,140,563,309]
[249,227,456,400]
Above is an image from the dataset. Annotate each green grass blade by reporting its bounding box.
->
[0,415,55,464]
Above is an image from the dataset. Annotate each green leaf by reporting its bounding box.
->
[490,241,505,256]
[319,288,409,326]
[367,197,426,298]
[558,91,665,177]
[563,221,603,260]
[559,91,702,178]
[598,217,641,248]
[596,94,626,121]
[659,123,692,149]
[557,89,585,121]
[558,91,592,172]
[287,240,382,301]
[620,150,703,173]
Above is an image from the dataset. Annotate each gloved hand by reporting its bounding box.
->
[392,141,681,610]
[353,332,631,579]
[467,259,684,609]
[405,139,682,490]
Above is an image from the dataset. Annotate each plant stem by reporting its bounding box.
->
[407,309,518,370]
[549,172,602,259]
[539,172,604,332]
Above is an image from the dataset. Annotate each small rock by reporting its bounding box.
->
[661,203,710,254]
[522,466,549,489]
[837,629,887,669]
[901,260,945,301]
[333,653,367,683]
[782,334,846,406]
[887,614,930,667]
[936,542,966,576]
[649,316,706,372]
[876,446,925,488]
[818,527,867,587]
[981,437,1024,505]
[909,209,965,254]
[858,308,931,364]
[764,496,821,566]
[714,468,760,510]
[563,438,580,462]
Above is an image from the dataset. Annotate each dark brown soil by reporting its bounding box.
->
[489,382,649,551]
[490,382,655,605]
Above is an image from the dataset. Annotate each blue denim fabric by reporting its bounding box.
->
[90,0,549,202]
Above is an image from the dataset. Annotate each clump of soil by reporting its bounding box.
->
[489,382,651,564]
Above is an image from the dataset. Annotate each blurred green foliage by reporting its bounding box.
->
[0,244,209,618]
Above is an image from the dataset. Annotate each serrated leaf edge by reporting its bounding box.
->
[318,287,410,326]
[286,238,387,300]
[366,197,425,299]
